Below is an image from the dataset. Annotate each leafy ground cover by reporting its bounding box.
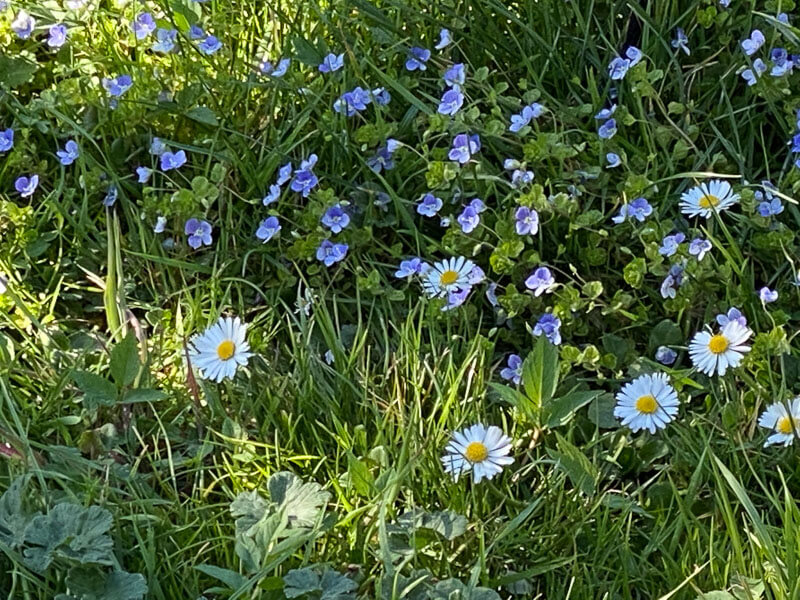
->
[1,0,800,598]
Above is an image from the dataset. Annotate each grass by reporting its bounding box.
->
[1,0,800,598]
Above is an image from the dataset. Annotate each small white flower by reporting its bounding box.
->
[189,316,253,382]
[441,424,513,483]
[422,256,475,298]
[679,180,739,218]
[758,397,800,446]
[688,320,752,376]
[614,373,679,433]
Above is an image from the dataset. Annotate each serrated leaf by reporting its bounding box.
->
[548,434,597,496]
[65,566,147,600]
[268,472,330,529]
[587,394,617,429]
[72,371,117,409]
[544,390,600,428]
[0,54,39,88]
[110,333,139,387]
[347,453,374,497]
[0,475,36,549]
[395,509,467,541]
[284,567,321,597]
[185,106,219,126]
[522,336,559,411]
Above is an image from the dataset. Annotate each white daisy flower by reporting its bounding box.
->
[189,316,253,382]
[422,256,475,298]
[614,373,679,434]
[758,397,800,447]
[441,424,513,483]
[688,320,752,376]
[679,180,739,218]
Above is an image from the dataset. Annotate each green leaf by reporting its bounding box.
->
[65,566,148,600]
[544,390,601,428]
[121,389,166,404]
[696,592,735,600]
[194,564,247,590]
[0,475,36,549]
[185,106,219,127]
[0,54,39,88]
[522,336,559,412]
[284,567,321,597]
[347,453,375,497]
[587,394,618,429]
[648,319,683,352]
[284,567,357,599]
[548,434,597,496]
[268,471,330,529]
[72,371,117,409]
[110,333,139,387]
[395,509,467,541]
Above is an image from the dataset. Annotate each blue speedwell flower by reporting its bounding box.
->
[160,150,187,171]
[770,48,793,76]
[150,137,167,155]
[533,313,562,345]
[417,193,443,217]
[758,196,783,216]
[103,184,118,207]
[612,197,652,223]
[607,46,642,80]
[435,28,452,50]
[185,218,213,248]
[319,53,344,73]
[136,167,152,183]
[256,216,280,242]
[11,10,35,39]
[500,354,523,384]
[759,286,779,303]
[1,129,15,152]
[659,232,685,257]
[189,25,205,40]
[457,205,480,234]
[276,162,293,185]
[198,35,222,55]
[672,28,690,55]
[742,58,767,85]
[405,46,431,71]
[102,75,133,97]
[57,140,79,166]
[321,204,350,233]
[655,346,678,365]
[133,13,157,39]
[511,169,534,188]
[515,206,539,235]
[741,30,765,56]
[438,88,465,116]
[154,216,167,233]
[334,87,372,116]
[151,28,178,53]
[394,257,427,278]
[444,63,466,87]
[660,263,685,299]
[290,154,319,197]
[263,184,281,205]
[606,152,621,168]
[448,133,481,164]
[316,240,348,266]
[259,57,290,77]
[15,175,39,197]
[48,24,68,48]
[371,87,391,106]
[598,118,617,139]
[595,104,617,120]
[367,139,400,173]
[525,266,555,296]
[509,103,544,133]
[688,237,712,261]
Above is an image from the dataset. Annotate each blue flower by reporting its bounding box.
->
[525,266,555,296]
[276,162,293,185]
[444,63,466,87]
[189,25,205,40]
[316,240,348,266]
[486,282,499,306]
[606,152,621,168]
[515,206,539,235]
[758,197,783,216]
[136,167,152,183]
[660,263,685,299]
[612,197,652,223]
[741,30,765,56]
[133,12,156,39]
[438,88,465,115]
[154,216,167,233]
[290,154,319,197]
[778,12,790,23]
[448,133,481,164]
[198,35,222,55]
[405,46,431,71]
[658,232,685,257]
[319,53,344,73]
[395,257,426,278]
[759,286,779,303]
[103,184,118,207]
[259,57,290,77]
[417,193,443,217]
[263,184,281,205]
[321,204,350,233]
[742,58,767,85]
[0,129,14,152]
[435,28,452,50]
[102,75,133,97]
[11,10,35,39]
[511,169,534,188]
[371,87,391,106]
[457,205,480,234]
[655,346,677,365]
[533,314,562,345]
[469,264,486,284]
[509,103,544,133]
[716,307,747,327]
[626,46,643,66]
[441,286,472,312]
[500,354,523,384]
[57,140,79,166]
[151,28,178,53]
[256,216,281,242]
[15,175,39,197]
[688,237,712,261]
[185,218,213,248]
[608,57,630,80]
[770,48,793,76]
[595,104,617,120]
[598,118,617,139]
[334,86,372,116]
[150,138,167,156]
[47,24,68,48]
[367,139,399,173]
[160,150,187,171]
[672,27,690,55]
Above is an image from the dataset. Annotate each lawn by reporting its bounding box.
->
[1,0,800,598]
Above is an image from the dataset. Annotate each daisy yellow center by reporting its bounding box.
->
[776,416,799,434]
[708,334,729,354]
[698,194,720,208]
[464,441,489,463]
[216,340,236,360]
[439,269,459,286]
[635,394,658,414]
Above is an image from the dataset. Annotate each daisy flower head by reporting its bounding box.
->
[689,320,752,376]
[679,180,739,219]
[422,256,475,298]
[441,424,513,483]
[758,398,800,447]
[189,316,253,383]
[614,373,679,433]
